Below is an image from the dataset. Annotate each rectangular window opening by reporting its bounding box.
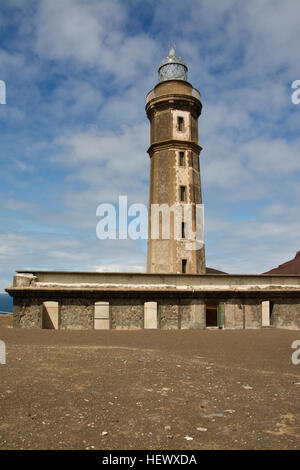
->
[179,151,185,166]
[182,259,187,274]
[178,116,184,131]
[181,222,185,238]
[180,186,186,202]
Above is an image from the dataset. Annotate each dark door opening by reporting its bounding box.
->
[270,301,274,325]
[206,302,218,327]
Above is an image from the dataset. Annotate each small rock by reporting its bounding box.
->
[203,413,224,418]
[164,425,171,431]
[197,427,207,432]
[184,436,193,441]
[242,385,253,390]
[101,431,108,436]
[167,434,173,439]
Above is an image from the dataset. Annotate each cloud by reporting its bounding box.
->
[34,0,157,86]
[54,122,149,204]
[1,199,37,212]
[0,230,146,292]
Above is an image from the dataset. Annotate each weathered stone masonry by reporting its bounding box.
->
[7,272,300,330]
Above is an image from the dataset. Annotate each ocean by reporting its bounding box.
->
[0,293,13,313]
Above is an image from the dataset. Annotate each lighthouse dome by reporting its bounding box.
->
[158,47,188,83]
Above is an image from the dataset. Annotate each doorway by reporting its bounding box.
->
[144,302,158,329]
[94,302,110,329]
[262,301,274,327]
[42,301,59,329]
[206,302,218,327]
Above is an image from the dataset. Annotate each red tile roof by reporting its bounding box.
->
[264,251,300,274]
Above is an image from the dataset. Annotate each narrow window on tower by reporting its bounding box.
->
[181,222,185,238]
[182,259,187,274]
[180,185,186,202]
[178,116,184,131]
[179,151,185,166]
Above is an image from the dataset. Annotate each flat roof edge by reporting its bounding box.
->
[14,270,300,278]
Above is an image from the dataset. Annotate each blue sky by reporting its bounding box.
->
[0,0,300,292]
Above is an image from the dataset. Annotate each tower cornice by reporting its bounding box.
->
[147,140,202,157]
[146,93,202,119]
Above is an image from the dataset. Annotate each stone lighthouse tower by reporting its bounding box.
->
[146,47,206,274]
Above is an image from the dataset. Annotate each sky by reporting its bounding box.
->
[0,0,300,292]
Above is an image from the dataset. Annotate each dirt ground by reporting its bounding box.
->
[0,315,13,328]
[0,324,299,450]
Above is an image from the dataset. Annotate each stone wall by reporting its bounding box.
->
[224,299,244,329]
[244,299,261,329]
[111,299,144,330]
[180,300,193,329]
[272,297,300,330]
[13,297,42,329]
[159,301,180,329]
[180,299,206,329]
[60,298,94,330]
[7,291,300,330]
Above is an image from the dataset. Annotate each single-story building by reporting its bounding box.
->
[6,270,300,330]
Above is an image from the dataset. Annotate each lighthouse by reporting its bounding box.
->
[146,48,206,274]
